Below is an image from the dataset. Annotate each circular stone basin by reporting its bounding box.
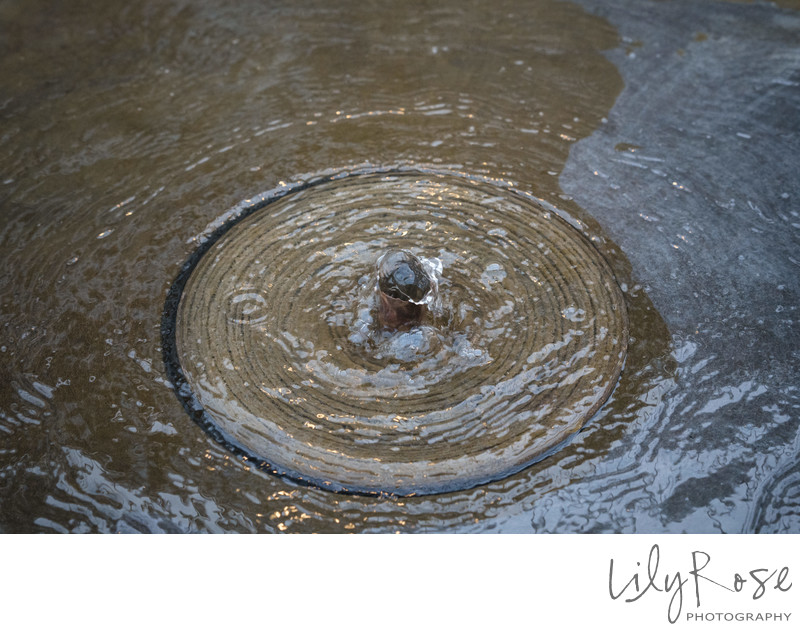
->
[163,170,628,496]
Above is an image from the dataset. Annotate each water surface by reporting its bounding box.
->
[1,0,798,533]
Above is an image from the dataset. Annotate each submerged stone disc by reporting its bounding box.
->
[164,170,628,496]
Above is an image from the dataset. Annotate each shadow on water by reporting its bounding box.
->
[0,0,797,532]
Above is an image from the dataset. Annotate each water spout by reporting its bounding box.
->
[376,249,434,329]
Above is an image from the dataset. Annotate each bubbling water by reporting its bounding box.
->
[375,248,439,329]
[164,169,629,496]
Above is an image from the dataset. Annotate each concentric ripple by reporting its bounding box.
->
[163,170,628,496]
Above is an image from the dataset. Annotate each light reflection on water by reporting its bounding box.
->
[168,170,631,497]
[0,0,798,532]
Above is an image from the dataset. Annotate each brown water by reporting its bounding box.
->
[1,0,797,532]
[170,170,628,496]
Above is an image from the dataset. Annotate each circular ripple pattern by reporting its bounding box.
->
[164,170,628,496]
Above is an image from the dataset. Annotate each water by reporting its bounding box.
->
[167,170,629,496]
[1,0,798,533]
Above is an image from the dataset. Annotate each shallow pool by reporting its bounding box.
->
[1,0,798,532]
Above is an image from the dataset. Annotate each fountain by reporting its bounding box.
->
[162,170,629,495]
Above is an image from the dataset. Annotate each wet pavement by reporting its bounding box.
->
[0,0,798,533]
